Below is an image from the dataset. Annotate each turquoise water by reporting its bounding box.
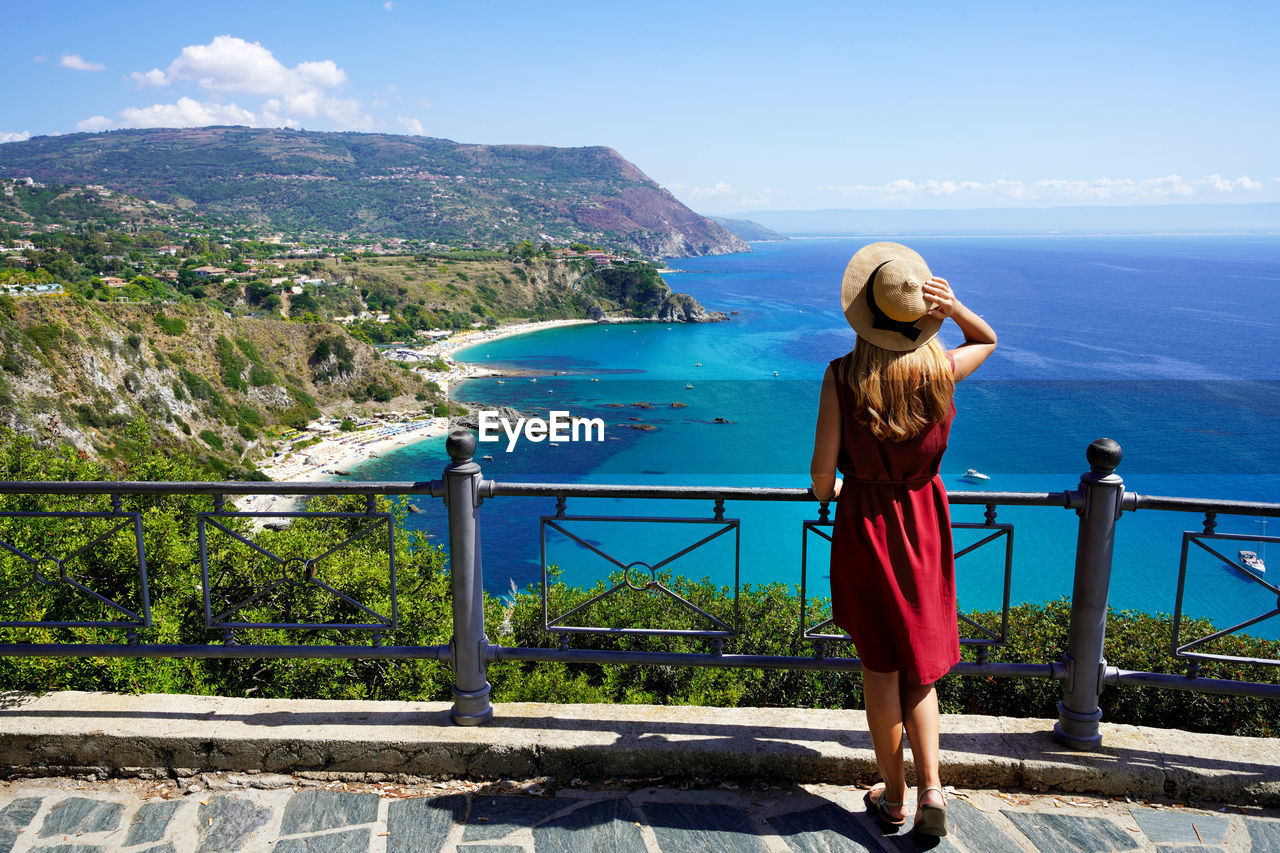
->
[353,236,1280,637]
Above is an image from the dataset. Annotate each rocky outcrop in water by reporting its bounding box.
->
[657,293,727,323]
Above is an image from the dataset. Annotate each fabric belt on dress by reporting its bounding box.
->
[837,473,937,488]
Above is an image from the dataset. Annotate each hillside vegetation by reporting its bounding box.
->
[0,296,429,476]
[0,179,722,470]
[0,127,748,258]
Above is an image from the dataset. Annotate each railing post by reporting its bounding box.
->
[443,428,493,725]
[1055,438,1123,749]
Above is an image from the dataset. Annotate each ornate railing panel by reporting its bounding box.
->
[1173,526,1280,668]
[540,513,739,639]
[798,515,1014,659]
[0,510,148,631]
[197,507,397,635]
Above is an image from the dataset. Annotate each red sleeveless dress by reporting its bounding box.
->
[827,355,960,685]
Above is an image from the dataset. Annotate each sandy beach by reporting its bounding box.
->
[248,318,599,508]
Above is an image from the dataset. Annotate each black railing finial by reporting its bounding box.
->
[1087,437,1122,474]
[446,428,476,464]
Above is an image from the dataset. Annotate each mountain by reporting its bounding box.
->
[708,216,789,242]
[0,127,747,259]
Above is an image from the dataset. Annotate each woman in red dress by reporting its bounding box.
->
[809,242,996,837]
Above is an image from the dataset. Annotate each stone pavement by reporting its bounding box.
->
[1,692,1279,851]
[1,774,1278,852]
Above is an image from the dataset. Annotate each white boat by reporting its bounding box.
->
[1239,550,1266,574]
[961,469,991,482]
[1238,519,1268,574]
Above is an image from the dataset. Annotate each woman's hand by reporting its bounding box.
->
[928,275,998,381]
[923,277,957,319]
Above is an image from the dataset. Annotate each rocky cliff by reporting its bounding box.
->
[0,297,433,474]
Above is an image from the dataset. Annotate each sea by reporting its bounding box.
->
[349,235,1280,639]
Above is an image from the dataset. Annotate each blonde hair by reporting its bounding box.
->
[842,337,955,442]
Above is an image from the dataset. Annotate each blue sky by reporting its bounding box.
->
[2,0,1277,213]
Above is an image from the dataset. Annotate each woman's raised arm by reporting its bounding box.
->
[922,277,996,381]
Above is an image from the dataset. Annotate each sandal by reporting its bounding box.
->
[914,786,948,837]
[864,784,906,827]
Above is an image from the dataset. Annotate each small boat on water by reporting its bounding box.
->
[962,469,991,483]
[685,383,694,390]
[1239,550,1266,575]
[482,455,494,460]
[1238,519,1268,575]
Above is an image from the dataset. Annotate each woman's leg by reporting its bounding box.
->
[899,680,944,808]
[862,668,907,820]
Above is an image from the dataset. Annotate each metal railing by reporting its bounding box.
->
[0,433,1277,750]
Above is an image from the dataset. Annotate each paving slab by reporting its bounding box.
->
[385,794,465,853]
[462,794,566,841]
[1129,805,1228,845]
[273,826,371,852]
[279,789,379,833]
[640,801,769,852]
[1247,816,1280,853]
[124,799,182,846]
[767,801,880,852]
[531,797,647,853]
[195,795,273,851]
[1002,810,1140,852]
[38,796,123,837]
[939,798,1026,853]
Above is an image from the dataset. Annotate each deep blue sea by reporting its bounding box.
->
[351,235,1280,638]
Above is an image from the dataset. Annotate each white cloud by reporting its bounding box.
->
[384,1,394,9]
[32,55,47,64]
[87,36,373,132]
[117,97,261,128]
[130,68,168,88]
[75,116,114,132]
[0,131,31,143]
[820,174,1267,205]
[60,53,105,72]
[689,181,734,199]
[397,116,425,135]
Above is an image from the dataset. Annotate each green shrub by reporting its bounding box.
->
[214,336,248,392]
[234,337,263,363]
[25,323,62,356]
[247,365,276,387]
[153,313,186,335]
[199,429,225,450]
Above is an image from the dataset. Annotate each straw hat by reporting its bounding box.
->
[841,242,942,351]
